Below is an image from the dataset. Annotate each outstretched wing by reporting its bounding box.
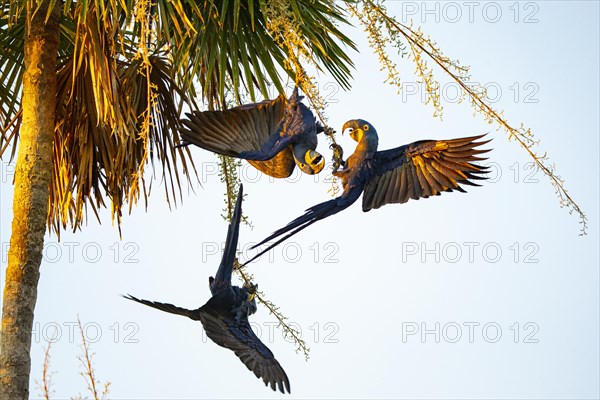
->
[123,294,200,321]
[180,95,296,178]
[247,149,296,178]
[199,302,291,393]
[362,134,490,211]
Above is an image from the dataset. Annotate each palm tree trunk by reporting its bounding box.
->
[0,1,61,398]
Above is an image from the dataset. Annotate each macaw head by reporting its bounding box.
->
[342,119,378,143]
[293,147,325,175]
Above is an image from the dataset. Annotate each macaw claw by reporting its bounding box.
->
[330,143,345,170]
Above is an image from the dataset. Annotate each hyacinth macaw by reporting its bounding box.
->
[124,185,290,393]
[180,87,325,178]
[243,120,490,265]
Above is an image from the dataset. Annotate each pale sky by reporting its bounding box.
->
[1,1,599,399]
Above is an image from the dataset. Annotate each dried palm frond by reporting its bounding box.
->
[1,0,356,235]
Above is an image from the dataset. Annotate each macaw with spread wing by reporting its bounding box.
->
[180,87,325,178]
[124,185,290,393]
[242,119,491,266]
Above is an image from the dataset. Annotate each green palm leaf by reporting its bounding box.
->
[0,0,356,234]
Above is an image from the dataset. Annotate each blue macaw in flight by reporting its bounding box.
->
[242,119,490,265]
[124,185,290,393]
[180,87,325,178]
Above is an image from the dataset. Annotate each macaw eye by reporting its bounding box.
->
[363,124,369,131]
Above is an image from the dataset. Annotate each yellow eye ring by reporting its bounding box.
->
[363,124,369,130]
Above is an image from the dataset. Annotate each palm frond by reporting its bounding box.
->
[2,0,355,235]
[153,0,355,105]
[51,49,196,236]
[0,10,25,142]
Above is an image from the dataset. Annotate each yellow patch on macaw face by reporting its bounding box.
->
[244,282,258,302]
[304,150,325,174]
[350,128,363,142]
